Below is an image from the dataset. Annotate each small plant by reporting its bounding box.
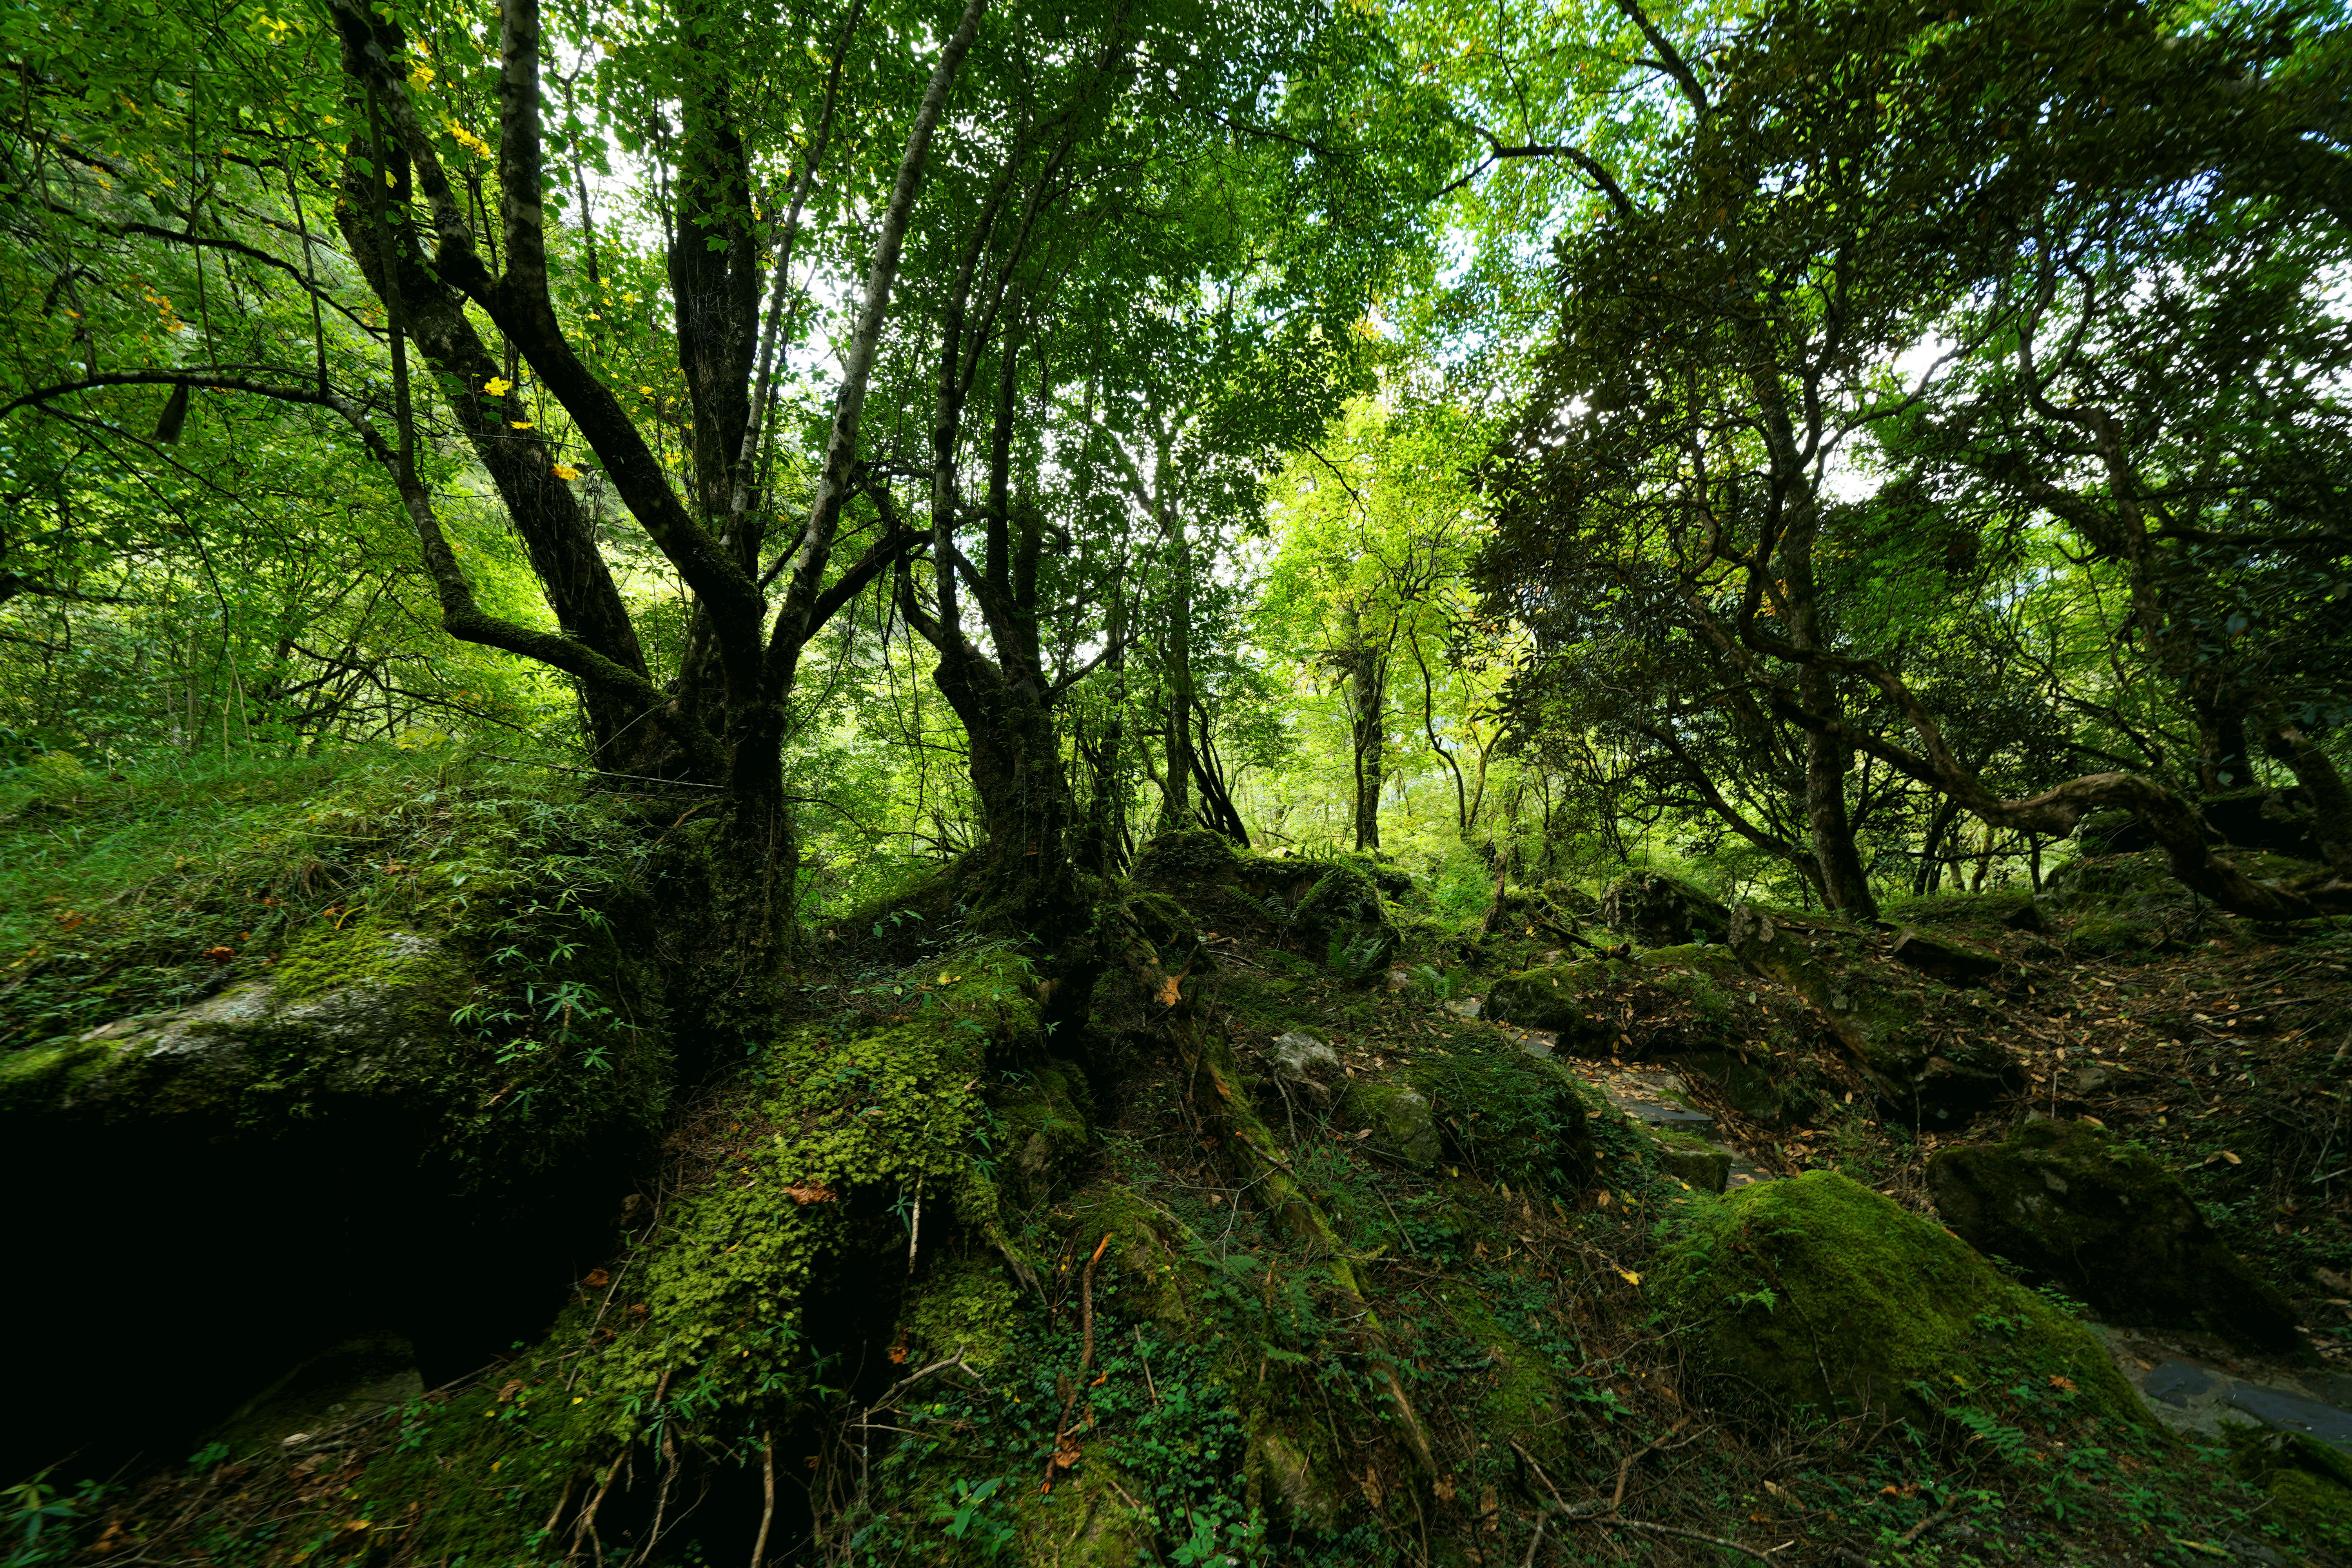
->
[931,1476,1015,1559]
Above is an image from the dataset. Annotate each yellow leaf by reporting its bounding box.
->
[483,376,513,396]
[552,463,582,481]
[510,420,534,429]
[1618,1269,1642,1287]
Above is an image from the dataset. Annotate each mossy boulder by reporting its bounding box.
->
[1131,827,1244,887]
[1600,870,1730,947]
[1482,958,1626,1049]
[1724,903,2020,1122]
[1289,859,1401,978]
[2229,1428,2352,1554]
[1346,1080,1441,1168]
[1926,1119,2302,1354]
[1656,1171,2148,1432]
[1405,1036,1595,1195]
[1882,887,2051,935]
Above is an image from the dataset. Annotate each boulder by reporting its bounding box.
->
[1288,860,1401,978]
[1889,927,2004,987]
[1346,1081,1441,1169]
[1926,1119,2301,1353]
[1407,1036,1595,1194]
[1481,958,1625,1051]
[1724,903,2019,1122]
[1599,870,1731,947]
[1656,1171,2147,1430]
[1266,1031,1343,1109]
[1486,944,1825,1124]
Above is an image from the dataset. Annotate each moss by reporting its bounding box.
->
[268,913,468,1009]
[1289,860,1400,977]
[1013,1466,1157,1565]
[1481,958,1624,1047]
[1601,870,1731,945]
[1448,1299,1579,1469]
[1130,828,1243,886]
[1655,1171,2148,1434]
[997,1057,1094,1210]
[898,1258,1024,1375]
[1406,1038,1595,1196]
[0,1036,110,1116]
[1926,1119,2301,1352]
[2230,1429,2352,1552]
[1346,1080,1441,1169]
[1881,888,2048,934]
[1637,944,1745,1024]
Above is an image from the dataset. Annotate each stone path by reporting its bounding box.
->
[2100,1328,2352,1452]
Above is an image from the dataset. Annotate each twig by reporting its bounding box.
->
[1045,1232,1111,1487]
[1611,1419,1687,1512]
[749,1430,776,1568]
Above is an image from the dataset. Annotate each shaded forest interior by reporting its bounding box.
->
[4,0,2352,1563]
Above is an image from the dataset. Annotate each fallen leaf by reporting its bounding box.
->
[2049,1374,2077,1392]
[784,1183,838,1205]
[2221,1150,2242,1165]
[1156,969,1187,1007]
[584,1269,612,1288]
[1619,1269,1642,1287]
[1432,1477,1457,1504]
[497,1378,524,1401]
[204,945,235,965]
[552,463,583,481]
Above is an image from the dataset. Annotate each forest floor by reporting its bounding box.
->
[10,764,2352,1568]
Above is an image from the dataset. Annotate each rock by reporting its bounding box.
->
[1267,1031,1343,1108]
[1654,1143,1732,1192]
[1599,870,1731,947]
[1889,927,2004,987]
[1251,1430,1344,1528]
[1346,1082,1441,1169]
[1724,903,2019,1122]
[2230,1430,2352,1553]
[1656,1171,2147,1430]
[1407,1037,1595,1194]
[2065,1063,2115,1097]
[1482,958,1624,1051]
[1926,1119,2301,1353]
[1288,860,1401,979]
[211,1329,424,1457]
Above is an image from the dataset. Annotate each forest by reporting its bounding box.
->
[3,0,2351,1561]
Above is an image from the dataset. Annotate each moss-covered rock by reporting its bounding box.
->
[209,1330,423,1457]
[1405,1037,1595,1195]
[1347,1080,1441,1169]
[1600,870,1731,946]
[1481,958,1626,1049]
[1656,1171,2148,1432]
[2229,1428,2352,1554]
[1724,903,2019,1122]
[1925,1120,2302,1354]
[1881,887,2051,935]
[1131,828,1244,887]
[1289,860,1401,978]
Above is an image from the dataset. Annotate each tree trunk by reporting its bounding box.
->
[1157,490,1195,835]
[1798,670,1877,918]
[1342,606,1385,853]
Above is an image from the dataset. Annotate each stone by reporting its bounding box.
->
[1405,1037,1595,1194]
[1347,1082,1441,1169]
[1724,904,2019,1120]
[1481,959,1625,1051]
[1926,1119,2301,1353]
[1889,927,2004,987]
[1599,871,1731,947]
[1267,1031,1343,1108]
[1656,1171,2147,1430]
[1288,861,1401,979]
[1654,1144,1733,1192]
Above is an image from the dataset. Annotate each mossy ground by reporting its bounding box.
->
[27,830,2352,1567]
